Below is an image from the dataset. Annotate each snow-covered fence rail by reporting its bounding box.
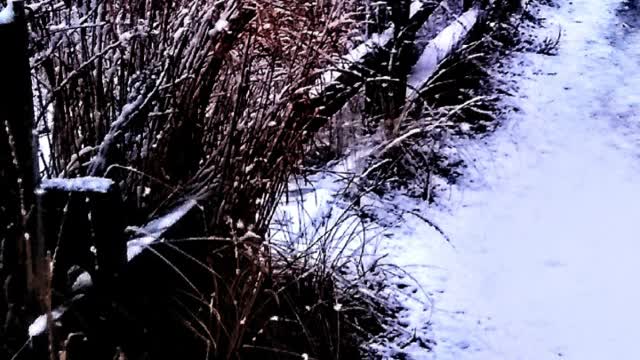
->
[38,178,127,293]
[27,186,205,351]
[302,0,483,134]
[303,0,441,133]
[408,7,480,99]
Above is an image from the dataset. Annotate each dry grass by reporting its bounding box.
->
[355,3,544,202]
[30,0,363,230]
[0,0,528,358]
[21,0,400,358]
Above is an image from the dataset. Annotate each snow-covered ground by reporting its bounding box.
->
[392,0,640,358]
[274,0,640,358]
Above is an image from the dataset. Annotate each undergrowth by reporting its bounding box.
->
[1,0,540,359]
[357,1,560,203]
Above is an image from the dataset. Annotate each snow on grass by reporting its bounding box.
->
[270,151,439,357]
[270,150,381,265]
[274,0,640,358]
[393,0,640,359]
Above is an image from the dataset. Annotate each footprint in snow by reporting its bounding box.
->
[544,259,566,268]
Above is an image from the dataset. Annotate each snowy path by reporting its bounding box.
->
[390,0,640,359]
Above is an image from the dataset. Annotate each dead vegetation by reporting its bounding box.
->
[30,0,365,230]
[354,1,557,203]
[0,0,530,359]
[16,0,397,358]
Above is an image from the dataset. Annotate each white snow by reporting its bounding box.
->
[390,0,640,358]
[28,307,65,337]
[71,271,93,293]
[207,9,231,37]
[41,176,115,194]
[407,8,479,99]
[127,200,198,260]
[38,132,51,172]
[270,150,378,263]
[275,0,640,358]
[410,0,425,18]
[0,1,15,25]
[214,19,229,33]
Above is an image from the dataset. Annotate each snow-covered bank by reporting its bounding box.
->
[393,0,640,358]
[274,0,640,358]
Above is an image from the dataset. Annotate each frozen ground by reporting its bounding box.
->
[390,0,640,359]
[274,0,640,358]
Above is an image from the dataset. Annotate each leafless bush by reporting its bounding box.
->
[24,0,397,358]
[30,0,364,230]
[14,0,528,358]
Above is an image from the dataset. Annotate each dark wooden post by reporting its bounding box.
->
[364,0,412,137]
[386,0,412,136]
[0,0,37,201]
[39,178,127,298]
[366,0,390,35]
[33,178,127,358]
[0,1,40,357]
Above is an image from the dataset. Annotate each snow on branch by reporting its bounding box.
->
[87,93,147,176]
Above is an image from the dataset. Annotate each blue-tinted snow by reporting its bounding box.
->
[0,1,14,24]
[41,177,115,193]
[126,200,198,260]
[273,0,640,358]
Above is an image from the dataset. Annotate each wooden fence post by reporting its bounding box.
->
[0,0,40,357]
[0,0,38,200]
[364,0,413,137]
[38,178,127,297]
